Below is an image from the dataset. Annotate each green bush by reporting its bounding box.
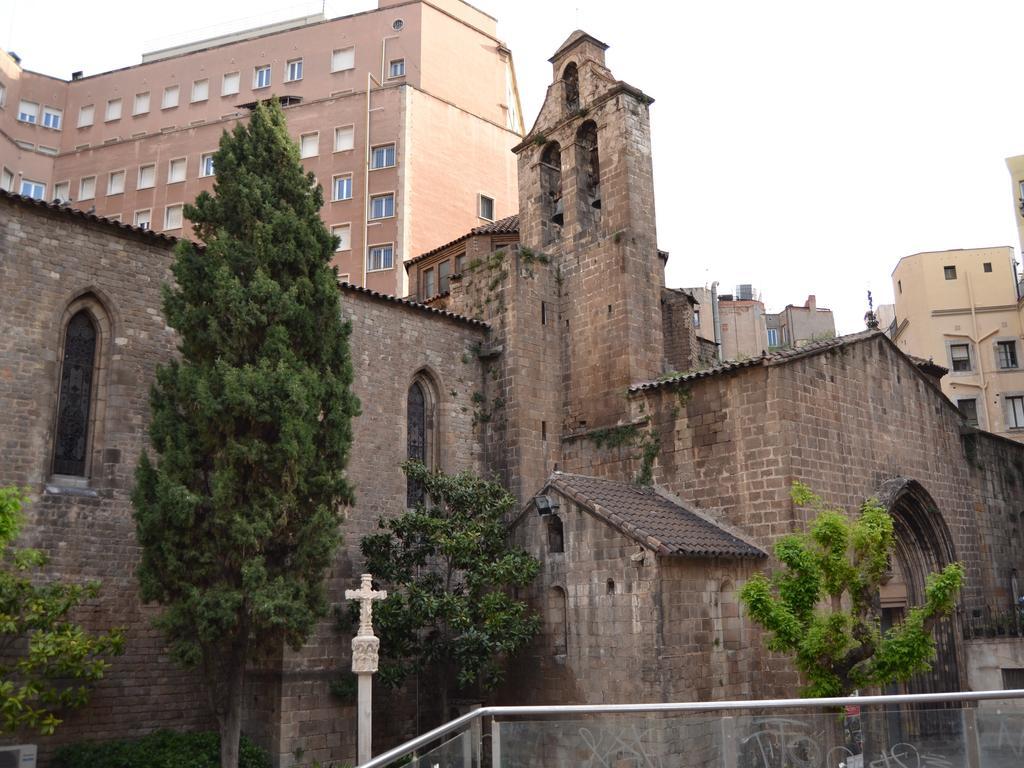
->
[52,730,271,768]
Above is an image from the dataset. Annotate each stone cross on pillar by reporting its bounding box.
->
[345,573,387,765]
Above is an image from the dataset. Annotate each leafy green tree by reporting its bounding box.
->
[359,461,541,719]
[740,482,964,697]
[0,486,124,735]
[132,100,359,768]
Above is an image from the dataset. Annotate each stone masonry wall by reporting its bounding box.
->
[662,288,699,374]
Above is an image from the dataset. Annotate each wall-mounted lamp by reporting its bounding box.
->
[535,494,559,516]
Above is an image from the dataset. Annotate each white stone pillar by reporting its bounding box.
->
[345,573,387,765]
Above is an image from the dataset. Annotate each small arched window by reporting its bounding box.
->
[539,141,563,243]
[406,374,438,507]
[562,62,579,112]
[549,586,568,656]
[576,120,601,221]
[53,311,98,476]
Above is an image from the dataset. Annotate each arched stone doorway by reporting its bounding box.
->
[876,478,963,742]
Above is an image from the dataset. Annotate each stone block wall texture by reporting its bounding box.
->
[661,288,699,374]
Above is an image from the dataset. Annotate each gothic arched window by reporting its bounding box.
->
[562,62,579,112]
[53,311,98,476]
[406,375,438,507]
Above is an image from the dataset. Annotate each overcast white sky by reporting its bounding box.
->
[6,1,1024,332]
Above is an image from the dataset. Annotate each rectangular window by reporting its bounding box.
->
[79,175,96,201]
[133,92,150,115]
[1002,668,1024,689]
[944,265,957,280]
[286,58,303,82]
[338,273,351,283]
[1009,396,1024,430]
[438,260,451,294]
[958,398,979,427]
[78,104,94,127]
[370,143,395,169]
[334,125,354,152]
[300,132,319,158]
[369,193,394,219]
[17,100,38,123]
[222,72,240,96]
[332,47,355,72]
[455,254,466,273]
[191,79,209,102]
[53,180,69,201]
[105,98,122,121]
[478,194,495,220]
[164,204,183,230]
[134,209,151,229]
[950,343,971,372]
[19,179,45,199]
[768,328,780,346]
[367,244,394,272]
[162,85,179,109]
[254,65,271,89]
[998,340,1019,369]
[984,262,993,273]
[108,170,125,195]
[168,157,187,184]
[200,152,215,177]
[693,309,701,328]
[42,106,62,129]
[332,224,351,251]
[424,268,436,297]
[333,175,353,201]
[138,163,156,189]
[389,59,405,78]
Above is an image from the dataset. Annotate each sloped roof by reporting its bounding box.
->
[405,215,520,269]
[631,329,881,392]
[545,472,765,559]
[338,281,489,329]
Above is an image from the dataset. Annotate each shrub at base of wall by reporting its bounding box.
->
[51,730,271,768]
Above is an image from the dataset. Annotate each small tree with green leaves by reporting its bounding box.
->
[358,461,540,719]
[132,100,359,768]
[0,487,124,735]
[740,482,964,698]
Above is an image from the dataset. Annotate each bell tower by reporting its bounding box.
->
[514,31,665,431]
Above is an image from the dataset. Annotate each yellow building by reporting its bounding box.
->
[889,246,1024,440]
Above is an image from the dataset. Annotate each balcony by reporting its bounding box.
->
[359,690,1024,768]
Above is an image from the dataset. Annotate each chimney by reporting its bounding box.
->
[805,294,816,311]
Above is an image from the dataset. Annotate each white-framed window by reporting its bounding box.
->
[2,167,16,192]
[478,193,494,221]
[79,175,96,201]
[957,398,979,427]
[300,132,319,158]
[254,65,271,89]
[222,72,240,96]
[107,214,122,222]
[333,174,353,201]
[105,98,122,121]
[42,106,62,130]
[164,204,183,230]
[331,47,355,72]
[1008,395,1024,430]
[332,223,351,251]
[334,125,354,152]
[17,100,39,123]
[997,340,1019,370]
[37,145,58,156]
[78,104,94,127]
[168,157,187,184]
[20,179,45,199]
[108,170,125,195]
[949,342,972,373]
[133,92,150,115]
[388,59,405,78]
[369,193,394,219]
[286,58,303,82]
[200,152,215,177]
[367,243,394,272]
[162,85,180,109]
[370,143,395,169]
[138,163,156,189]
[338,273,351,283]
[191,79,209,103]
[767,328,780,347]
[134,208,152,229]
[53,180,70,201]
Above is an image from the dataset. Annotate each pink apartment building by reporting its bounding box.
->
[0,0,522,295]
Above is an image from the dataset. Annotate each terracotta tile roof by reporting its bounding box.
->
[0,188,181,245]
[405,215,519,268]
[546,472,765,559]
[630,329,882,392]
[338,281,489,329]
[906,353,949,375]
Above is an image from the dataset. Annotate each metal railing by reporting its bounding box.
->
[358,688,1024,768]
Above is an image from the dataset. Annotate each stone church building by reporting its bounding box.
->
[3,30,1024,767]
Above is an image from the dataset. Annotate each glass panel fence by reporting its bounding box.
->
[405,729,473,768]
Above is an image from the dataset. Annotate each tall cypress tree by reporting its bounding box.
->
[132,100,359,768]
